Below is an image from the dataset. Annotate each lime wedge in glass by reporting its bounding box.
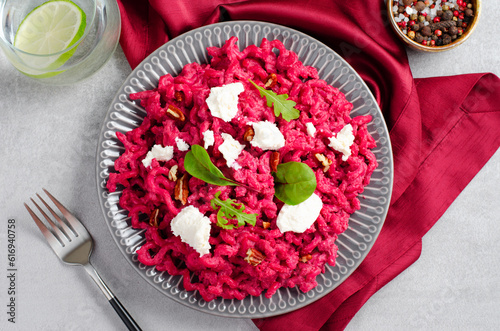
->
[14,0,87,77]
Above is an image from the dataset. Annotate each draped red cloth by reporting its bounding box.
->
[116,1,500,330]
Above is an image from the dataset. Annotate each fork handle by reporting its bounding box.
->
[109,296,142,331]
[83,263,142,331]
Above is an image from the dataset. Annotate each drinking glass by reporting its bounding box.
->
[0,0,121,85]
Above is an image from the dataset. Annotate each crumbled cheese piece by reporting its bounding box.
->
[328,124,355,161]
[175,137,190,151]
[203,130,215,149]
[142,144,174,168]
[306,122,316,137]
[248,121,285,151]
[206,82,244,122]
[276,194,323,233]
[170,206,211,256]
[219,133,244,170]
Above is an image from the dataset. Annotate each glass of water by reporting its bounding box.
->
[0,0,121,85]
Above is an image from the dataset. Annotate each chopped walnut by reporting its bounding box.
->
[299,254,312,263]
[168,165,178,181]
[244,248,266,266]
[174,173,189,205]
[149,208,160,227]
[243,126,255,142]
[314,153,333,172]
[264,73,278,89]
[166,105,185,121]
[174,91,184,102]
[270,151,280,173]
[262,221,271,229]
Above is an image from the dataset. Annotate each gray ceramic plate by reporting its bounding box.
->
[96,21,393,318]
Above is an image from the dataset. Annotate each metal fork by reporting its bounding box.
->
[25,189,142,331]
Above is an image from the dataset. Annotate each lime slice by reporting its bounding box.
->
[13,0,86,76]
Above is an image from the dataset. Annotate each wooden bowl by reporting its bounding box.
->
[387,0,481,52]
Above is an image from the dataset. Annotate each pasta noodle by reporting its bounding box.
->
[106,37,377,301]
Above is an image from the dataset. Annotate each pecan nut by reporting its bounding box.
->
[244,248,266,266]
[314,153,333,172]
[270,151,280,173]
[174,173,189,205]
[149,208,160,227]
[166,105,185,121]
[264,73,278,89]
[243,126,255,142]
[168,165,178,181]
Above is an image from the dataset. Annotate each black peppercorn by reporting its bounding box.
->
[415,1,426,11]
[421,26,432,37]
[449,26,458,36]
[414,33,424,43]
[442,34,452,45]
[442,10,453,21]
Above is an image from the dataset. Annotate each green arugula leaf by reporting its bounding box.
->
[273,161,317,205]
[184,145,238,186]
[210,191,257,229]
[249,79,300,121]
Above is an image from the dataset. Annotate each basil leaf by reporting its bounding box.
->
[249,79,300,121]
[211,191,257,229]
[184,145,238,186]
[273,161,317,205]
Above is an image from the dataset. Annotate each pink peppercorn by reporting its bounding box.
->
[422,40,427,45]
[453,10,459,17]
[435,29,442,37]
[433,16,441,23]
[430,40,436,46]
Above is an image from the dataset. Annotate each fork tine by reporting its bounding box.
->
[30,198,69,245]
[24,202,64,246]
[36,193,74,239]
[43,188,86,236]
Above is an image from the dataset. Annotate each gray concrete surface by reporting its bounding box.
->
[0,3,498,330]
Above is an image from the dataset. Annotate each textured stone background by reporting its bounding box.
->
[0,3,498,330]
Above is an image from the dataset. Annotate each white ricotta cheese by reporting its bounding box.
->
[219,133,244,170]
[175,137,190,151]
[206,82,244,122]
[170,206,211,256]
[142,144,174,168]
[203,130,215,149]
[328,124,355,161]
[276,194,323,233]
[249,121,285,151]
[306,122,316,137]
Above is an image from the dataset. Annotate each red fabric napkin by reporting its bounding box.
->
[116,0,500,329]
